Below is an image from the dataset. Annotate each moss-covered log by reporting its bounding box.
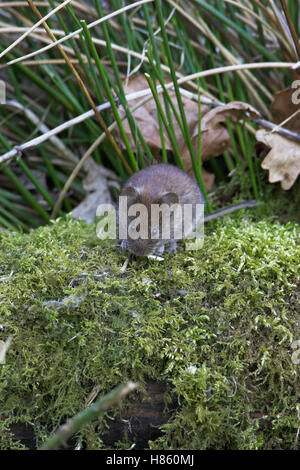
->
[0,204,299,449]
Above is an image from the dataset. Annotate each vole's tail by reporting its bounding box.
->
[204,200,262,222]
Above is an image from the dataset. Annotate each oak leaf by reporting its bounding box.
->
[256,129,300,189]
[270,84,300,132]
[183,101,260,174]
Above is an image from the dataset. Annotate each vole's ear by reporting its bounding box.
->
[120,185,140,205]
[157,192,179,205]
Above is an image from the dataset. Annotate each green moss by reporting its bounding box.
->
[0,207,299,449]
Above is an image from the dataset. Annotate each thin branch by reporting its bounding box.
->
[5,100,78,163]
[254,118,300,143]
[39,382,138,450]
[0,100,114,165]
[1,61,300,167]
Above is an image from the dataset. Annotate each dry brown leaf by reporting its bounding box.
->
[122,75,260,189]
[202,101,260,129]
[256,129,300,189]
[180,114,230,173]
[270,86,300,132]
[122,74,209,158]
[122,75,215,189]
[183,101,260,174]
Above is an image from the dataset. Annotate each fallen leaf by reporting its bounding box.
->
[122,76,260,189]
[202,101,260,129]
[184,101,260,171]
[256,129,300,189]
[71,158,120,223]
[270,85,300,132]
[123,74,209,157]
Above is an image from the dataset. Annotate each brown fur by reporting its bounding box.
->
[118,164,204,256]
